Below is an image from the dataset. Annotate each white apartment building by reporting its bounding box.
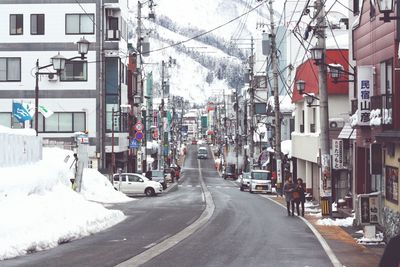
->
[0,0,131,172]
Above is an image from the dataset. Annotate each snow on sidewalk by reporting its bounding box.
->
[0,147,130,260]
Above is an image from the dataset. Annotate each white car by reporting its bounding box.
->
[113,173,163,196]
[249,170,272,194]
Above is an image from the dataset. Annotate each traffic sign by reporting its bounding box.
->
[135,131,144,140]
[134,121,144,131]
[129,139,139,149]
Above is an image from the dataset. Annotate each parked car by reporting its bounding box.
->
[249,170,272,194]
[151,170,167,189]
[197,147,208,159]
[239,172,251,191]
[113,173,163,196]
[223,164,236,180]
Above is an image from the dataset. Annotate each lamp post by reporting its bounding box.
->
[377,0,399,22]
[34,37,89,135]
[296,80,320,107]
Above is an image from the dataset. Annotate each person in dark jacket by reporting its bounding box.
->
[293,178,306,216]
[283,177,295,216]
[379,234,400,267]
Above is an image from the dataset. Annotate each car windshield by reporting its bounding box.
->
[198,148,207,154]
[252,171,271,180]
[242,173,251,179]
[152,170,163,177]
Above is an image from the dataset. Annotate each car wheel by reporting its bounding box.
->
[249,188,254,194]
[240,186,244,191]
[145,188,155,197]
[162,182,167,190]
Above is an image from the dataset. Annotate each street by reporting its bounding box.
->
[3,145,333,267]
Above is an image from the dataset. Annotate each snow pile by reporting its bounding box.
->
[317,216,354,227]
[0,147,126,260]
[349,110,358,127]
[369,109,381,126]
[382,108,392,125]
[356,232,385,245]
[281,140,292,158]
[80,168,133,203]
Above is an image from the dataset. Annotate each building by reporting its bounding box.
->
[351,0,400,238]
[292,48,349,201]
[0,0,132,173]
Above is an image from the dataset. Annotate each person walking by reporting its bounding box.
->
[293,178,306,217]
[283,177,295,216]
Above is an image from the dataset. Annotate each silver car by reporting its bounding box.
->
[239,172,251,191]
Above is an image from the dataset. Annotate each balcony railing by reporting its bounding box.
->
[370,94,393,126]
[300,124,304,133]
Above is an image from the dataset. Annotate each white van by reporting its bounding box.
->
[249,170,272,194]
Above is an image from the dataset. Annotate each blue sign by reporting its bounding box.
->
[129,139,139,149]
[12,102,32,122]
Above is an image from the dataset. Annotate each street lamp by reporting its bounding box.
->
[310,46,324,65]
[377,0,399,22]
[327,63,355,84]
[34,37,89,135]
[296,80,320,107]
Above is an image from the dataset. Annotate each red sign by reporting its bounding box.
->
[134,122,144,131]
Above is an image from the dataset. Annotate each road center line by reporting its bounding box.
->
[115,159,216,267]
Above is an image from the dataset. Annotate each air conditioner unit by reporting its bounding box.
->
[329,119,345,129]
[48,73,58,81]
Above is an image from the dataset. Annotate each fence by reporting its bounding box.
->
[0,132,42,167]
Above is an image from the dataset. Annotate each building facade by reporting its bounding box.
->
[0,0,132,174]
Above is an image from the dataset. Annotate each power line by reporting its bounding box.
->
[144,1,265,54]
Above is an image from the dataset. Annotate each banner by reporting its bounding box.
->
[12,102,32,122]
[357,66,373,126]
[39,104,53,118]
[332,139,344,169]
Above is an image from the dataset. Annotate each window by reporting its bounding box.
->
[66,14,94,34]
[35,112,85,133]
[0,58,21,82]
[0,112,24,128]
[60,61,87,81]
[10,14,23,35]
[31,14,44,35]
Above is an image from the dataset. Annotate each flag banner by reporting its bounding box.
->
[23,102,35,117]
[39,104,53,118]
[12,102,32,122]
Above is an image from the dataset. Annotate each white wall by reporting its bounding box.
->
[0,4,96,44]
[0,132,42,167]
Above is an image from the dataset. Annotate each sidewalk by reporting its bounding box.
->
[268,195,384,267]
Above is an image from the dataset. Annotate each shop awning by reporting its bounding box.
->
[338,123,356,139]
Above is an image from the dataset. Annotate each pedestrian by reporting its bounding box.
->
[379,234,400,267]
[283,177,295,216]
[293,178,306,216]
[170,168,176,183]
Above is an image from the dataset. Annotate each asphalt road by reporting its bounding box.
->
[3,144,333,267]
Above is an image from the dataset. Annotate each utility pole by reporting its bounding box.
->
[269,0,283,191]
[249,36,255,171]
[160,60,165,171]
[315,0,331,208]
[235,87,240,176]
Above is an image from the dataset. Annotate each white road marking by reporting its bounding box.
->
[143,242,156,249]
[116,159,216,267]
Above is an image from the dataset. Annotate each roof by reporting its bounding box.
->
[338,123,356,139]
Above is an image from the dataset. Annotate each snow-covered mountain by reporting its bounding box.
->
[128,0,349,104]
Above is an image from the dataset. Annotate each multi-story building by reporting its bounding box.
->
[292,48,349,201]
[0,0,132,173]
[351,0,400,238]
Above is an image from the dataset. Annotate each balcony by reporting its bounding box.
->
[107,29,120,41]
[370,94,393,128]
